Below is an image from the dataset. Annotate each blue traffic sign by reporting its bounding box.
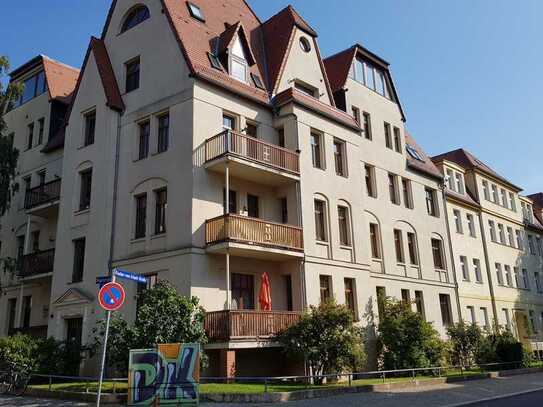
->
[98,282,125,311]
[113,268,148,284]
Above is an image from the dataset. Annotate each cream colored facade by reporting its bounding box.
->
[433,158,543,353]
[1,0,543,376]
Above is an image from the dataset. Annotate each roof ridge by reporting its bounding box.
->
[41,55,80,72]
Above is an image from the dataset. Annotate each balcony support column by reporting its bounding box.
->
[225,162,231,310]
[219,349,236,381]
[16,215,32,329]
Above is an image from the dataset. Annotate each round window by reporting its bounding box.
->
[299,37,311,53]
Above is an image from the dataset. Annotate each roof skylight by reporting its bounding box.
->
[406,145,424,162]
[187,2,205,22]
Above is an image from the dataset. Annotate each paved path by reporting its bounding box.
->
[1,372,542,406]
[0,395,90,406]
[201,372,543,407]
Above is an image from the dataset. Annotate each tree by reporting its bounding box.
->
[0,56,22,217]
[92,280,207,375]
[133,280,207,347]
[377,297,445,370]
[276,300,366,382]
[447,321,483,367]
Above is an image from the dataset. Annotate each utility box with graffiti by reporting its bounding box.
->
[128,343,200,406]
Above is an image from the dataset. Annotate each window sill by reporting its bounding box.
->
[151,233,166,240]
[77,144,94,150]
[74,208,90,215]
[339,244,352,250]
[131,237,146,244]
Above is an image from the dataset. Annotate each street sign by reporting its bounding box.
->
[96,276,111,287]
[113,268,148,284]
[98,282,126,312]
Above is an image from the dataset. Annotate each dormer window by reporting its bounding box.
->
[251,73,265,90]
[349,57,391,100]
[230,36,248,82]
[294,81,317,98]
[187,2,205,23]
[120,5,150,33]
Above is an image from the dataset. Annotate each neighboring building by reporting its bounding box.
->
[0,0,541,376]
[432,150,543,354]
[0,55,79,339]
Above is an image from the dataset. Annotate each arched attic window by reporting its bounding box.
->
[120,5,150,34]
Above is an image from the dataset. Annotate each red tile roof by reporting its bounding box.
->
[44,37,124,153]
[42,57,79,104]
[261,5,330,97]
[89,37,124,112]
[431,149,522,192]
[273,87,360,131]
[404,133,443,180]
[323,46,357,94]
[161,0,269,102]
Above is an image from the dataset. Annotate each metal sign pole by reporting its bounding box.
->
[97,274,116,407]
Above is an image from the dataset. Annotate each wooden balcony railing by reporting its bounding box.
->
[19,248,55,278]
[205,214,303,251]
[205,130,300,174]
[24,179,61,210]
[205,310,302,341]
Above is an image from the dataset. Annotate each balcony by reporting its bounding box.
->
[19,249,55,279]
[205,310,302,343]
[204,131,300,185]
[24,179,61,216]
[205,214,303,259]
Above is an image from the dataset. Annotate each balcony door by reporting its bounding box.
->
[246,122,258,160]
[231,273,254,310]
[247,194,259,218]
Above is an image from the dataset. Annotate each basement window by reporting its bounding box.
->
[187,2,205,22]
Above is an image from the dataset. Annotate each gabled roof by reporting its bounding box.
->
[273,87,360,131]
[404,133,443,180]
[323,44,406,121]
[160,0,269,103]
[42,57,79,104]
[261,5,333,99]
[67,36,124,120]
[527,193,543,227]
[431,149,522,192]
[217,22,256,66]
[9,55,79,105]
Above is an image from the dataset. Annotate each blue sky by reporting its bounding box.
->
[2,1,541,194]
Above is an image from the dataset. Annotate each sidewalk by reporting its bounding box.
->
[201,371,543,406]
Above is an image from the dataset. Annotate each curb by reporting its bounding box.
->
[26,366,543,404]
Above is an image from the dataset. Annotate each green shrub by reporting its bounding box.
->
[0,335,82,375]
[276,300,366,382]
[447,322,483,367]
[377,297,445,370]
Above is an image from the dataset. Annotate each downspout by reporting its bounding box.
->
[277,112,307,311]
[478,210,499,328]
[108,111,122,275]
[441,186,463,323]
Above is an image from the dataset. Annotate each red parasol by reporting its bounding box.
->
[259,272,272,311]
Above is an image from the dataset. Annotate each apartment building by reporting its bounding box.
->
[433,150,543,353]
[0,55,78,338]
[0,0,541,376]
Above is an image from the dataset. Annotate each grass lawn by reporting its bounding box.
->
[28,363,542,395]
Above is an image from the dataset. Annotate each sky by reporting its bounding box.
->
[2,0,542,194]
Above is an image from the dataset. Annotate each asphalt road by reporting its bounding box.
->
[464,389,543,406]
